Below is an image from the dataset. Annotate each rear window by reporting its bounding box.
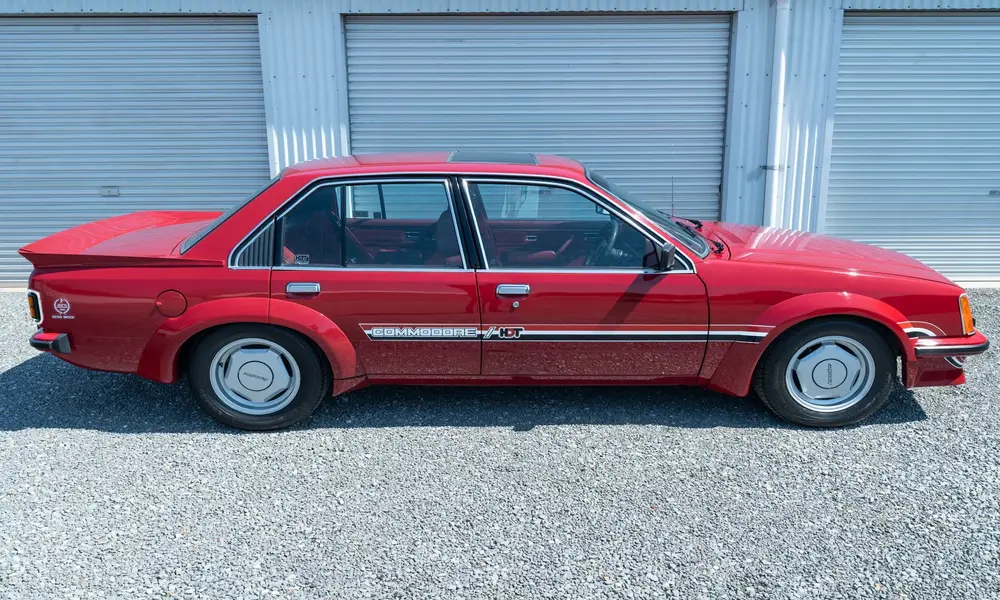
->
[180,176,280,254]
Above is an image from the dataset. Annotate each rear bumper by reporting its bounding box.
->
[913,330,990,358]
[30,331,71,354]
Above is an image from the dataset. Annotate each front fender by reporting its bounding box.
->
[136,297,361,384]
[706,292,914,397]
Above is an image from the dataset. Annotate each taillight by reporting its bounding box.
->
[27,290,42,324]
[959,293,975,335]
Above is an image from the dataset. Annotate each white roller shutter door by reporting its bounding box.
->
[0,17,270,285]
[345,15,731,221]
[827,13,1000,281]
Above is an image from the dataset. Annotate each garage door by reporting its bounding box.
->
[0,17,271,285]
[827,13,1000,281]
[345,15,731,220]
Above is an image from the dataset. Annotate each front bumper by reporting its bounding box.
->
[913,330,990,358]
[906,330,989,388]
[30,331,71,354]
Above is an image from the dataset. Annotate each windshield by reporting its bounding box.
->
[180,176,280,254]
[586,169,709,258]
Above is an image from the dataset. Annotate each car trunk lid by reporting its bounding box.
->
[19,211,224,269]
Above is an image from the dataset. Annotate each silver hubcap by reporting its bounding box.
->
[209,338,300,416]
[784,335,876,413]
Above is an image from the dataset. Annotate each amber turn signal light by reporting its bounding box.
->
[959,294,975,335]
[26,291,41,323]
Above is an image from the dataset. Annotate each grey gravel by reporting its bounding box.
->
[1,290,999,600]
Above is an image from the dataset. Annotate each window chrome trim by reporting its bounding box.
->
[273,266,470,273]
[484,268,670,275]
[458,176,696,273]
[459,179,491,270]
[229,176,469,271]
[228,171,702,273]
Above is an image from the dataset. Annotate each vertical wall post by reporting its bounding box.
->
[763,0,791,227]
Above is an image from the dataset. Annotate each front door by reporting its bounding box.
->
[270,177,480,376]
[464,179,709,378]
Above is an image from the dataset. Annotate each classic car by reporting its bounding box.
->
[21,151,989,430]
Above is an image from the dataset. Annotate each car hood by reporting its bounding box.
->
[702,222,954,285]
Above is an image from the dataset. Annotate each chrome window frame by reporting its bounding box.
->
[230,176,470,271]
[458,176,696,274]
[228,171,700,274]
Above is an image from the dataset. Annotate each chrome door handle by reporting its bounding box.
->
[286,282,321,296]
[496,284,530,297]
[524,235,538,242]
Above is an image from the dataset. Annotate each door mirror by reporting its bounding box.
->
[652,241,677,271]
[594,204,610,215]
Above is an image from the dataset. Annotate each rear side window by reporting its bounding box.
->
[280,180,464,269]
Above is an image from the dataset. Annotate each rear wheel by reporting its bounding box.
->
[188,325,330,430]
[754,320,896,427]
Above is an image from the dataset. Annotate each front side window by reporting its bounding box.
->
[466,181,655,270]
[280,180,464,269]
[586,169,709,258]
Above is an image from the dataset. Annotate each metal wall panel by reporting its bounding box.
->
[844,0,1000,9]
[721,0,773,224]
[826,13,1000,280]
[340,0,742,11]
[0,17,270,284]
[0,0,741,11]
[768,1,842,231]
[345,14,732,220]
[257,0,348,172]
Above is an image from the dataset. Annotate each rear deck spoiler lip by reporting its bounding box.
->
[17,248,224,270]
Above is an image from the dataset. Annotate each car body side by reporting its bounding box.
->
[23,155,980,398]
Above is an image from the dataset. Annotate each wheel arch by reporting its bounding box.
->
[136,297,362,384]
[706,292,913,397]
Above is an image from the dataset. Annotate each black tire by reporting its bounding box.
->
[188,324,330,431]
[753,319,897,427]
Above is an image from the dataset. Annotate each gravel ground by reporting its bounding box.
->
[0,290,998,599]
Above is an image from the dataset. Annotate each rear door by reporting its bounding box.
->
[463,178,709,379]
[269,177,481,376]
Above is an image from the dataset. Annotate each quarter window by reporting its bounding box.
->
[467,182,655,270]
[280,181,464,269]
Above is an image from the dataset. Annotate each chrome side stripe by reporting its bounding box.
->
[361,325,770,344]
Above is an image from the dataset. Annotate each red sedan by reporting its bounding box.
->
[21,152,988,430]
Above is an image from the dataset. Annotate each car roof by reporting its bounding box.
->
[281,151,588,179]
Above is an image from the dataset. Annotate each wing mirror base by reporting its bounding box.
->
[653,242,677,271]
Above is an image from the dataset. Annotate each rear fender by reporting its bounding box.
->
[137,297,361,384]
[268,298,363,380]
[706,292,914,397]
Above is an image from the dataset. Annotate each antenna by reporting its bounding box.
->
[671,175,675,218]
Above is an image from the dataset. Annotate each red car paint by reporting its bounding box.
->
[21,152,987,400]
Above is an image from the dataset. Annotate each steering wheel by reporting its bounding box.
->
[584,218,622,267]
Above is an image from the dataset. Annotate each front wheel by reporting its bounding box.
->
[753,320,897,427]
[188,325,330,430]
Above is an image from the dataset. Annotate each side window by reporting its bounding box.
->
[280,185,343,267]
[480,183,606,221]
[469,182,654,270]
[280,181,464,269]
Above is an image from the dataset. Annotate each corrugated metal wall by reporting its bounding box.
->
[826,12,1000,280]
[720,2,773,225]
[0,16,271,284]
[767,2,841,232]
[345,14,733,220]
[5,0,1000,283]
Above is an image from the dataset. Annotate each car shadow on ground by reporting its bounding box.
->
[0,353,927,434]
